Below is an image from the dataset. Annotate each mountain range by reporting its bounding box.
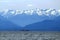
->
[24,16,60,31]
[0,9,60,31]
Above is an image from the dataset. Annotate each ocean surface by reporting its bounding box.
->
[0,31,60,40]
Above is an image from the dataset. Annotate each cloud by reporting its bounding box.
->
[27,4,33,7]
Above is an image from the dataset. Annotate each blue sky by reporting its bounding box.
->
[0,0,60,10]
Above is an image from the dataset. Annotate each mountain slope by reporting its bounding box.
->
[7,13,49,27]
[24,18,60,31]
[0,14,22,31]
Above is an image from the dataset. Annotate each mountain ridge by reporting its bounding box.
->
[24,17,60,31]
[0,13,23,31]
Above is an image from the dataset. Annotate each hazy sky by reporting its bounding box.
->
[0,0,60,10]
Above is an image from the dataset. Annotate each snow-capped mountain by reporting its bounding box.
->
[7,12,49,27]
[0,9,60,27]
[0,9,60,18]
[57,9,60,15]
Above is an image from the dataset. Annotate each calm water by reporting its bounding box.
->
[0,31,60,40]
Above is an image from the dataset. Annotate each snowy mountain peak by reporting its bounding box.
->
[0,9,60,18]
